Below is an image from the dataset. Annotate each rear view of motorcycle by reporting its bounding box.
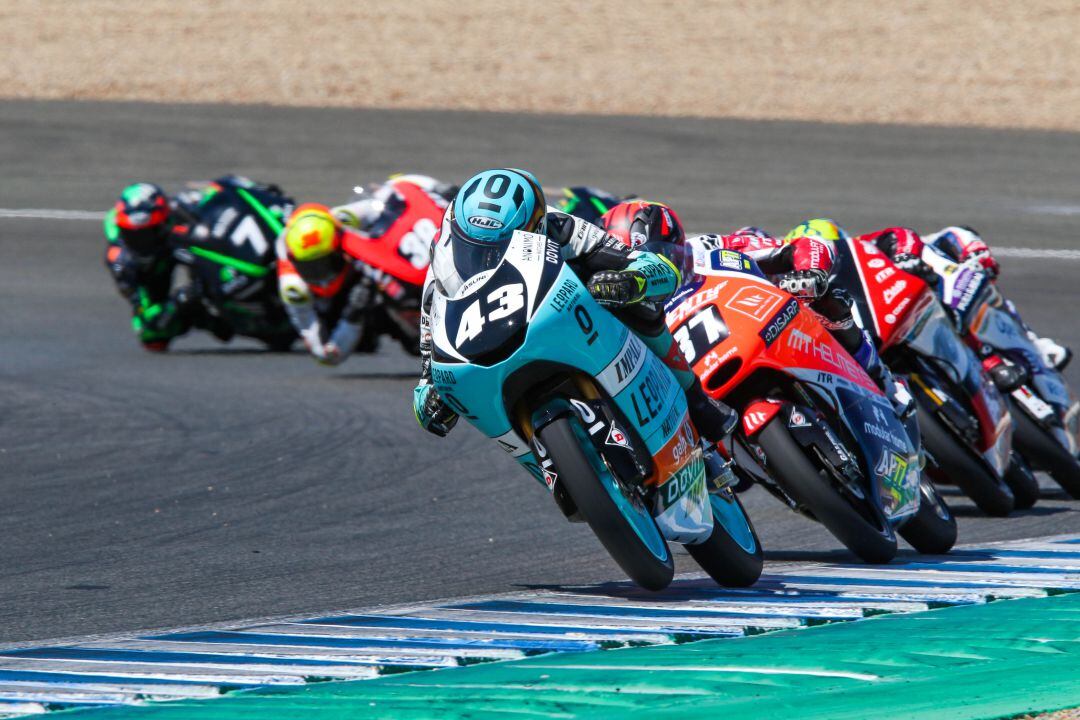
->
[967,278,1080,500]
[174,181,298,349]
[834,237,1026,514]
[427,230,763,591]
[668,249,956,563]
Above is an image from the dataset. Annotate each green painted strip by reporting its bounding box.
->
[60,593,1080,719]
[236,188,284,235]
[590,196,611,216]
[188,246,270,277]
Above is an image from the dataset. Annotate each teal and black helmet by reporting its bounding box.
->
[450,169,546,245]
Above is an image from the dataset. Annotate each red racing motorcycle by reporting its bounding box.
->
[666,250,956,563]
[832,236,1031,514]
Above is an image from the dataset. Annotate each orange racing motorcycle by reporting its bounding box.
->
[665,248,956,562]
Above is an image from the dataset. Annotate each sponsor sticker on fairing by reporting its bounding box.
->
[788,409,810,428]
[883,279,908,304]
[724,285,784,321]
[758,298,799,347]
[666,280,728,324]
[875,448,914,509]
[606,423,631,450]
[742,410,771,435]
[548,277,579,313]
[662,455,706,507]
[716,250,745,270]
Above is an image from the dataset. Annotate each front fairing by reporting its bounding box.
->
[831,384,922,522]
[669,269,921,523]
[430,231,712,542]
[905,301,981,393]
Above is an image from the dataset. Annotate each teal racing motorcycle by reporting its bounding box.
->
[427,230,763,591]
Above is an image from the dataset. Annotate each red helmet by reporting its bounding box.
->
[871,226,925,259]
[600,200,685,249]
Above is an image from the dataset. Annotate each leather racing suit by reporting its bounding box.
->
[276,175,453,364]
[104,175,291,350]
[924,226,1070,370]
[687,228,914,418]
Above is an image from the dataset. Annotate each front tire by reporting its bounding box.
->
[1009,400,1080,499]
[1004,455,1040,509]
[757,418,897,563]
[917,405,1014,516]
[538,415,674,591]
[685,490,763,587]
[898,480,957,554]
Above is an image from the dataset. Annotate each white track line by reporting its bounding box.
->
[0,209,104,221]
[994,247,1080,260]
[0,208,1077,260]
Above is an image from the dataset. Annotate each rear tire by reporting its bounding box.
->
[685,491,763,587]
[916,405,1014,516]
[898,480,957,554]
[1009,400,1080,499]
[538,415,674,591]
[1004,455,1040,509]
[757,419,897,563]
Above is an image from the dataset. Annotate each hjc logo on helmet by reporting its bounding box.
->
[468,215,504,229]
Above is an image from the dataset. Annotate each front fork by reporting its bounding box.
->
[529,396,649,522]
[737,399,866,512]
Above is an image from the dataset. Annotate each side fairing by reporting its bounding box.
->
[834,236,931,348]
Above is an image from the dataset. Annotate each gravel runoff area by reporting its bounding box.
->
[2,0,1079,130]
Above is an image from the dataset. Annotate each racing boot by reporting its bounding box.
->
[1030,332,1072,371]
[1003,298,1072,371]
[685,381,739,442]
[688,384,744,492]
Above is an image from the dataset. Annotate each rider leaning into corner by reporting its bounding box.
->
[602,208,916,421]
[925,225,1070,370]
[861,224,1071,383]
[277,174,457,365]
[412,168,739,443]
[104,175,293,351]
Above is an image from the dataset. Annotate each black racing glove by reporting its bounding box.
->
[894,253,939,286]
[587,270,647,308]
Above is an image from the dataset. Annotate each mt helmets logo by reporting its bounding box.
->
[468,215,504,230]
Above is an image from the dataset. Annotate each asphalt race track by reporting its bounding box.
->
[1,100,1078,645]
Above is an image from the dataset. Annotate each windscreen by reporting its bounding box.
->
[438,222,511,291]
